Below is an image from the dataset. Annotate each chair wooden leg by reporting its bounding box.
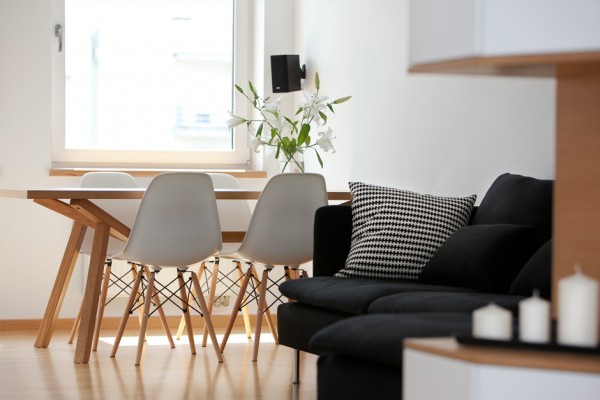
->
[92,262,111,351]
[111,267,144,357]
[175,261,206,340]
[131,264,145,328]
[250,267,278,344]
[252,267,270,362]
[135,271,155,366]
[290,266,300,280]
[220,266,253,353]
[191,272,223,363]
[237,262,253,339]
[176,261,206,340]
[177,271,196,355]
[68,302,83,344]
[151,283,175,349]
[284,266,293,282]
[175,314,187,341]
[140,266,175,346]
[202,259,220,347]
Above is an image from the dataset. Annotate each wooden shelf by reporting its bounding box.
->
[405,337,600,374]
[409,51,600,77]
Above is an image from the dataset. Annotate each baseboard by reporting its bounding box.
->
[0,314,271,332]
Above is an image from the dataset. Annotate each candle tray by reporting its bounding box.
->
[456,335,600,355]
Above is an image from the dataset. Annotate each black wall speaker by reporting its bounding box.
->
[270,55,305,93]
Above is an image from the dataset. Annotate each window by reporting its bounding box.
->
[52,0,250,166]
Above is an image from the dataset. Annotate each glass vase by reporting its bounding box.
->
[279,152,305,173]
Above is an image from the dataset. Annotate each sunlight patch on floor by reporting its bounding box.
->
[99,333,276,347]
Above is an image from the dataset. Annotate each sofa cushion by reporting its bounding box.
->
[279,276,475,315]
[277,302,350,354]
[368,291,525,314]
[509,239,552,299]
[419,224,539,293]
[471,173,553,246]
[309,313,473,367]
[335,181,476,281]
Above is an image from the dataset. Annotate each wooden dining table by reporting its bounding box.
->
[0,187,352,364]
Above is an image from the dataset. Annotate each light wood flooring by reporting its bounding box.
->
[0,328,317,399]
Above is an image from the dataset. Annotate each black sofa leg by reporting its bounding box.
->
[292,349,300,384]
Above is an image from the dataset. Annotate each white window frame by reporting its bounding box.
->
[51,0,251,167]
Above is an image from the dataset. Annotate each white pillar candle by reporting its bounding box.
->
[519,290,551,343]
[558,266,599,347]
[472,303,513,340]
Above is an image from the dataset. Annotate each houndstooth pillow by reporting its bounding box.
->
[335,182,476,281]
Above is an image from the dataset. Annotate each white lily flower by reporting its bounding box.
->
[226,111,246,128]
[231,73,349,171]
[266,113,291,135]
[262,96,286,114]
[317,128,336,153]
[301,91,329,108]
[301,91,329,125]
[248,132,263,153]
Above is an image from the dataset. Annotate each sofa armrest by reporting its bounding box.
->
[313,205,353,276]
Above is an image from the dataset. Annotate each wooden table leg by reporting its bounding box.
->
[35,222,87,348]
[74,223,110,364]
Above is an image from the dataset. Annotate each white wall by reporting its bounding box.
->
[0,0,555,320]
[295,0,555,198]
[0,0,83,320]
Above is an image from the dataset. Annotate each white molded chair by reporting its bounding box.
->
[219,173,328,362]
[175,173,254,345]
[68,172,170,351]
[110,172,223,366]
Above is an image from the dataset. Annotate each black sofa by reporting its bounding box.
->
[277,173,553,399]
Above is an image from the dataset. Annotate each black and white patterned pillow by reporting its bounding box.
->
[335,182,476,281]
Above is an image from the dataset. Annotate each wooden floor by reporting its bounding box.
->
[0,328,317,399]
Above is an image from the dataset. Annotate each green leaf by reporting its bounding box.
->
[256,122,263,137]
[248,81,258,98]
[271,128,278,139]
[296,106,303,116]
[333,95,352,104]
[235,84,244,94]
[327,103,334,113]
[298,123,311,146]
[315,72,320,90]
[305,135,311,146]
[319,111,327,124]
[289,120,299,134]
[275,142,281,159]
[315,148,324,168]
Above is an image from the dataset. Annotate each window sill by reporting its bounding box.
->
[50,165,267,179]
